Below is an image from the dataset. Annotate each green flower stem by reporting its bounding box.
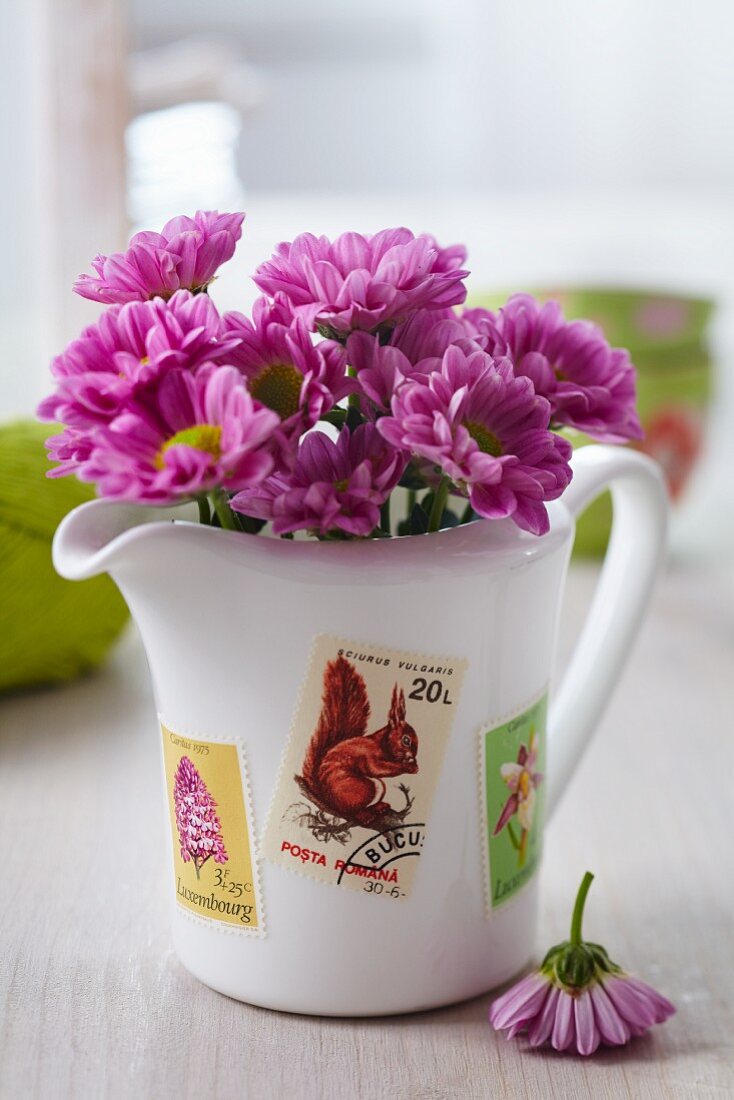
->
[238,514,263,534]
[460,500,474,525]
[427,476,451,533]
[210,488,239,531]
[320,408,347,429]
[196,494,211,525]
[570,871,595,945]
[407,488,416,516]
[380,495,391,536]
[347,366,360,411]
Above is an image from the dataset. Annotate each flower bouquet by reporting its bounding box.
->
[44,212,670,1017]
[38,212,642,535]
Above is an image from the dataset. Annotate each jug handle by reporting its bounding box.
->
[546,445,668,815]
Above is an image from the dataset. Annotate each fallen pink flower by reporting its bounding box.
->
[489,872,675,1055]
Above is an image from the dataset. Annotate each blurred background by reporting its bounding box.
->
[1,0,733,694]
[3,0,734,565]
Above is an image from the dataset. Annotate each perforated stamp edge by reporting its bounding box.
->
[158,715,266,938]
[260,633,469,899]
[477,686,549,920]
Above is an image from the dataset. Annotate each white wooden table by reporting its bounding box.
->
[1,561,732,1099]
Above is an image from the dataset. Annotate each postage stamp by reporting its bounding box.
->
[479,692,548,914]
[160,723,263,933]
[262,634,468,899]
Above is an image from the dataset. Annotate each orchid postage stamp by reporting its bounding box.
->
[262,634,468,899]
[160,724,263,933]
[480,693,548,913]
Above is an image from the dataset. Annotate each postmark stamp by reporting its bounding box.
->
[160,723,263,933]
[262,634,468,899]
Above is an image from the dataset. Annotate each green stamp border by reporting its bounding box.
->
[478,688,548,918]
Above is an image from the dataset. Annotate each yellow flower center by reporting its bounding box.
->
[249,363,303,420]
[464,420,502,457]
[519,770,530,799]
[156,424,222,468]
[140,356,150,366]
[334,478,349,492]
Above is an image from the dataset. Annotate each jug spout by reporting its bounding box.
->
[52,498,195,581]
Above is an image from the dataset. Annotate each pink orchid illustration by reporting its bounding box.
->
[492,730,543,866]
[173,756,228,878]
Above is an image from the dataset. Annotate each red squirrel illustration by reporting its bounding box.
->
[297,656,419,829]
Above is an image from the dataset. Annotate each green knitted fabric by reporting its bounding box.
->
[0,420,128,693]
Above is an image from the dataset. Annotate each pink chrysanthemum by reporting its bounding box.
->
[80,364,278,503]
[388,307,485,367]
[345,333,419,416]
[43,428,96,480]
[378,345,572,535]
[173,756,228,877]
[344,306,504,419]
[222,295,349,454]
[38,290,238,434]
[231,424,405,537]
[253,228,468,338]
[470,295,642,442]
[74,210,244,304]
[489,872,675,1055]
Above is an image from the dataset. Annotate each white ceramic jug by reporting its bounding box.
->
[54,445,666,1016]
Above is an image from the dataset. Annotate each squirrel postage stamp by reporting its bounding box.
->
[160,723,263,933]
[262,634,468,899]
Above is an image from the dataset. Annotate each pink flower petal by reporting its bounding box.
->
[489,973,551,1031]
[527,985,561,1047]
[622,976,676,1024]
[590,982,630,1046]
[550,990,576,1051]
[574,990,601,1055]
[603,975,659,1030]
[492,794,519,836]
[500,762,524,791]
